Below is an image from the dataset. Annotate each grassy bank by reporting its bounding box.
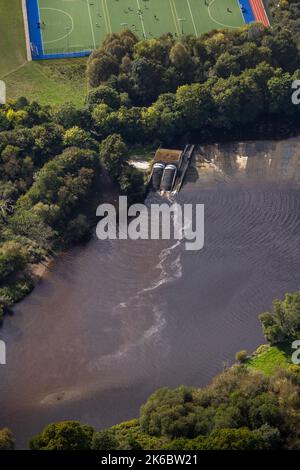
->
[247,344,292,376]
[0,0,26,77]
[4,59,88,107]
[0,0,87,106]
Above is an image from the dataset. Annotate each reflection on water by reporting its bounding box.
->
[1,137,300,448]
[191,138,300,184]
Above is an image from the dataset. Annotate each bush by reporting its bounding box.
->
[29,421,94,450]
[201,428,266,450]
[259,292,300,344]
[235,350,248,364]
[91,430,119,451]
[0,428,15,450]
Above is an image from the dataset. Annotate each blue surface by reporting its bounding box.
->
[238,0,256,24]
[35,51,92,60]
[26,0,91,60]
[26,0,43,58]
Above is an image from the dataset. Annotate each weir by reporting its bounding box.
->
[149,145,195,196]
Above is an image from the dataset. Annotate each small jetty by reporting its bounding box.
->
[148,145,195,196]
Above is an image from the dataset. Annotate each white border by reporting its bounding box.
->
[259,0,271,26]
[21,0,32,61]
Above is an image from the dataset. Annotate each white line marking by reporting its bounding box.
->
[186,0,198,36]
[86,0,96,48]
[236,0,246,24]
[37,0,45,53]
[40,8,74,44]
[168,0,180,36]
[136,0,147,39]
[21,0,32,60]
[208,0,242,29]
[0,62,27,80]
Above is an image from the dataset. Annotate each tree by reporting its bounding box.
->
[262,30,299,72]
[259,292,300,344]
[87,53,119,87]
[119,165,145,202]
[63,126,95,149]
[0,428,15,450]
[134,38,170,65]
[267,70,296,116]
[176,83,214,131]
[9,211,55,251]
[169,43,194,75]
[248,393,282,429]
[202,428,266,450]
[52,103,90,130]
[235,350,248,364]
[99,134,129,182]
[29,421,94,450]
[64,214,90,244]
[214,52,240,78]
[87,85,121,110]
[118,436,143,450]
[0,241,29,281]
[130,58,165,104]
[91,430,119,450]
[0,111,10,131]
[257,424,281,449]
[140,386,198,438]
[31,123,63,165]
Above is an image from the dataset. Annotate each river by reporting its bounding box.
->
[1,138,300,448]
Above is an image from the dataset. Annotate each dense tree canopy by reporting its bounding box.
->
[29,421,94,450]
[260,292,300,344]
[0,428,15,450]
[0,100,145,321]
[28,363,300,450]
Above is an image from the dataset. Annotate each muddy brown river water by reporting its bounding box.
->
[1,138,300,448]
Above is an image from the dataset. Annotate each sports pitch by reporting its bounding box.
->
[35,0,245,56]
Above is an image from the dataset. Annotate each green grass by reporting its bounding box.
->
[4,58,88,107]
[0,0,27,78]
[247,344,292,376]
[0,1,87,106]
[36,0,244,56]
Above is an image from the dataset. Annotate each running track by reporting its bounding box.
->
[249,0,270,27]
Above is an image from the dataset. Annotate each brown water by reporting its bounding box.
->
[1,138,300,448]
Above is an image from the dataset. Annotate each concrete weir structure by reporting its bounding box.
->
[149,145,195,195]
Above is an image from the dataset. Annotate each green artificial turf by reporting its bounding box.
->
[37,0,245,55]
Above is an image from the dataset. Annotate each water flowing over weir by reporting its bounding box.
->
[1,137,300,448]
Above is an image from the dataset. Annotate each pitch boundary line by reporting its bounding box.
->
[96,0,109,35]
[170,0,181,38]
[21,0,32,60]
[101,0,109,33]
[169,0,181,37]
[37,0,45,54]
[236,0,246,24]
[136,0,147,39]
[260,0,271,26]
[186,0,198,37]
[208,0,242,29]
[86,0,96,48]
[103,0,112,33]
